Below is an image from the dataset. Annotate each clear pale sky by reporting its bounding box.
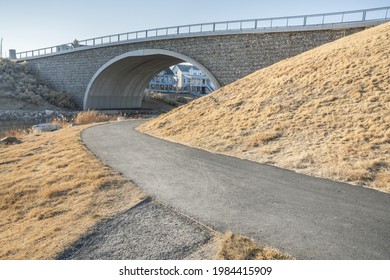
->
[1,0,389,56]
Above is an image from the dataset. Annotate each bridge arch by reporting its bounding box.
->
[83,49,221,110]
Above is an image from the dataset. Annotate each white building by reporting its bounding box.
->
[171,64,214,95]
[147,68,176,93]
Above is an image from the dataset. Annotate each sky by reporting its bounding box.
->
[1,0,389,57]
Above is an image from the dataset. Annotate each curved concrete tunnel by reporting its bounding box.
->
[83,49,221,110]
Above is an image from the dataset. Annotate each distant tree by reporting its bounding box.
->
[71,39,79,48]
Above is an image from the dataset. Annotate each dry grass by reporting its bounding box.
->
[214,231,292,260]
[144,91,195,107]
[0,127,32,138]
[73,110,116,125]
[0,124,145,259]
[52,110,121,128]
[139,22,390,192]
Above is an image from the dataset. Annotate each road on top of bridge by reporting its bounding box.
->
[82,120,390,260]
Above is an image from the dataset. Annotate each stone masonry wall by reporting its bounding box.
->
[24,28,365,108]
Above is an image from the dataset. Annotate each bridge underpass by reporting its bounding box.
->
[84,49,220,110]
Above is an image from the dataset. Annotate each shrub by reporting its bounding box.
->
[43,92,78,109]
[74,110,114,125]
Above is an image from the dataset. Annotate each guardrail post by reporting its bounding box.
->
[213,23,215,31]
[254,20,258,29]
[303,16,307,25]
[362,11,366,21]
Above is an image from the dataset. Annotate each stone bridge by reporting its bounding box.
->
[14,7,389,110]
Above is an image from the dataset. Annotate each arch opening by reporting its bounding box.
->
[83,49,220,110]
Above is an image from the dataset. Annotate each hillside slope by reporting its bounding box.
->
[0,59,77,110]
[139,22,390,192]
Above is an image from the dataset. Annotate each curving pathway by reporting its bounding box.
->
[82,121,390,259]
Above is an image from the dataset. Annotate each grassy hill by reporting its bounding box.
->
[139,22,390,192]
[0,59,77,110]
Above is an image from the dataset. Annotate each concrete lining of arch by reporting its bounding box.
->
[83,49,221,110]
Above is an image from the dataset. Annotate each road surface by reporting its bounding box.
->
[82,121,390,259]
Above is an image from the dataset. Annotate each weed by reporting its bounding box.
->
[214,231,292,260]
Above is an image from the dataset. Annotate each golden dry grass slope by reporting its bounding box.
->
[139,22,390,192]
[0,125,144,259]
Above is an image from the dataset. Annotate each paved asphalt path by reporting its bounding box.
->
[82,121,390,259]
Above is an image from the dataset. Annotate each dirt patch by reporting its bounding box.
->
[58,199,213,260]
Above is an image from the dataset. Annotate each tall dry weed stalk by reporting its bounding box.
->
[73,110,114,125]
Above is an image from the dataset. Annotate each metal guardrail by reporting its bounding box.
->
[15,6,390,59]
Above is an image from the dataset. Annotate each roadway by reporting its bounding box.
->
[82,120,390,259]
